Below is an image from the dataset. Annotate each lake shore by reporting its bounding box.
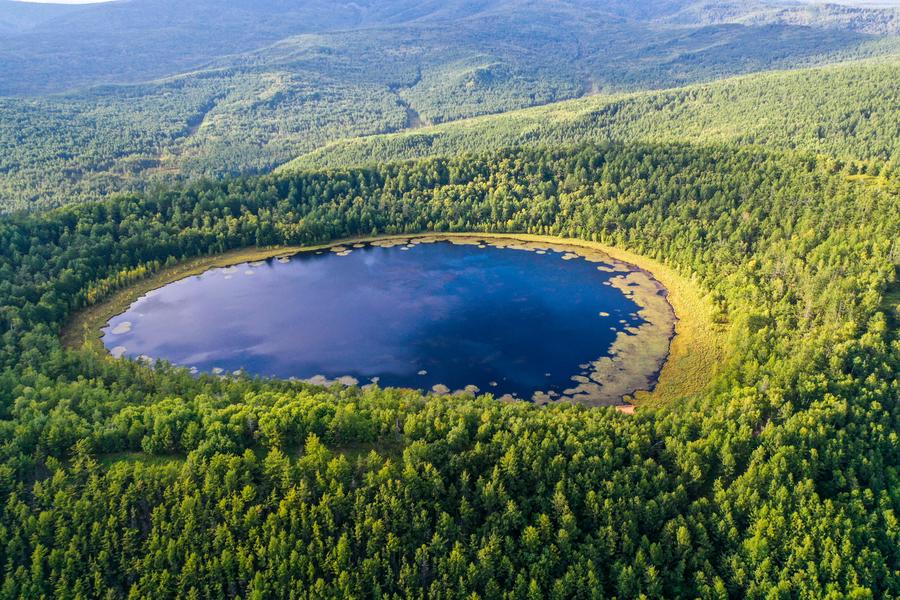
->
[62,232,728,410]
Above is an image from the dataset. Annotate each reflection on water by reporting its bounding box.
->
[103,240,647,400]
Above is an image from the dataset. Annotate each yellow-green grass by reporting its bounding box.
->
[62,233,728,410]
[464,234,729,408]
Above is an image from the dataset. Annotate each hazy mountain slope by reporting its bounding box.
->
[664,0,900,34]
[0,0,84,33]
[286,59,900,171]
[0,0,385,95]
[752,2,900,34]
[0,0,897,96]
[1,0,898,211]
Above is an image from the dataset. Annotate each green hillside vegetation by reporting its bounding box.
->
[0,70,408,212]
[0,142,897,597]
[2,2,899,597]
[3,2,900,211]
[289,59,900,171]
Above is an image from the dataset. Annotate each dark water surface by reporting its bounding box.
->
[103,241,646,399]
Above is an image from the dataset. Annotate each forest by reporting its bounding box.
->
[290,59,900,171]
[1,0,899,597]
[2,1,900,211]
[0,141,897,597]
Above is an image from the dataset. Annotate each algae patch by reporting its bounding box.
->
[553,270,676,407]
[346,235,678,407]
[109,321,132,335]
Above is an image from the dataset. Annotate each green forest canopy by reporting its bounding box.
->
[0,141,897,597]
[288,58,900,171]
[1,2,899,596]
[1,2,899,211]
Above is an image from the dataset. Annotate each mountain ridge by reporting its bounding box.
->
[285,58,900,171]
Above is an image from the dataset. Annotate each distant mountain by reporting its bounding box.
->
[0,0,898,96]
[0,0,398,94]
[0,1,83,34]
[0,0,898,211]
[678,1,900,34]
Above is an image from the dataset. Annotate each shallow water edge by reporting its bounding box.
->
[64,233,726,410]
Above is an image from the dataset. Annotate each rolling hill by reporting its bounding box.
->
[1,0,899,211]
[286,58,900,171]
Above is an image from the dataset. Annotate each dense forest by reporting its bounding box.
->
[2,1,899,597]
[0,71,409,212]
[290,59,900,171]
[2,0,900,211]
[0,141,897,597]
[5,54,900,213]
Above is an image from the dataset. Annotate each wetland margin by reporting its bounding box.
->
[62,233,728,410]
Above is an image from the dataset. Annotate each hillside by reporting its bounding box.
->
[2,1,897,94]
[664,0,900,34]
[287,59,900,171]
[1,0,899,211]
[0,0,411,95]
[1,2,899,597]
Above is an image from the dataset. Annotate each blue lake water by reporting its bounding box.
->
[102,240,648,400]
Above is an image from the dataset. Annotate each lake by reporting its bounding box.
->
[102,237,675,404]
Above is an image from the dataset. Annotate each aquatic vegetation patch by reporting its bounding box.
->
[94,235,679,408]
